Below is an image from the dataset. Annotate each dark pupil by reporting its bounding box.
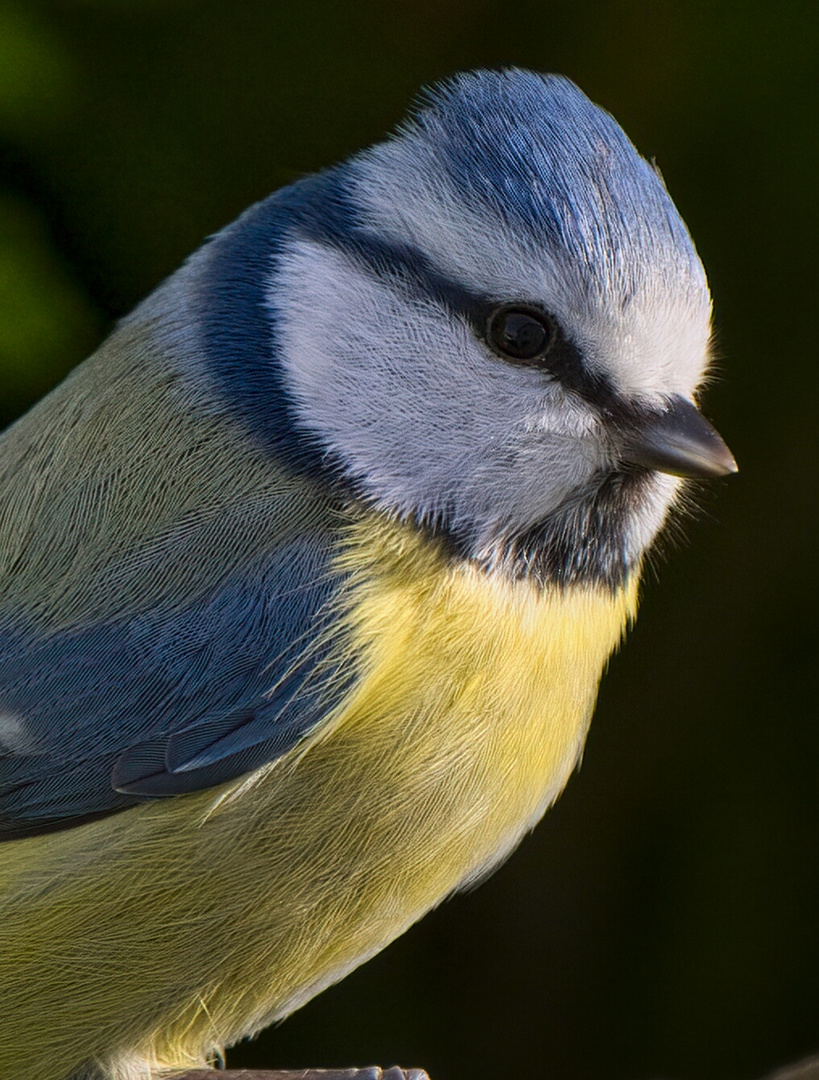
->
[492,309,549,360]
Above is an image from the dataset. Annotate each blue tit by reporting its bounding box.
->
[0,69,735,1080]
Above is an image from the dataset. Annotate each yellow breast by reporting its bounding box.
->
[314,513,639,895]
[170,514,639,1048]
[0,513,638,1080]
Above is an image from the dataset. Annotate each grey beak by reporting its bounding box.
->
[620,395,738,479]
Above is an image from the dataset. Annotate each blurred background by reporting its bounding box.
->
[1,1,816,1078]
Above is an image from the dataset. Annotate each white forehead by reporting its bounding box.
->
[344,70,713,403]
[348,139,711,403]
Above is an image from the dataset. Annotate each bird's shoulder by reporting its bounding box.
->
[0,294,353,840]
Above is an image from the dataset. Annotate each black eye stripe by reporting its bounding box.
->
[338,230,617,408]
[482,302,616,406]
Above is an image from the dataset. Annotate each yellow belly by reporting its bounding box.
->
[0,515,638,1080]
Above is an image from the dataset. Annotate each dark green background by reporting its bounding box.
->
[1,2,816,1078]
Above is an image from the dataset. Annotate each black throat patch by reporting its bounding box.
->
[434,468,655,591]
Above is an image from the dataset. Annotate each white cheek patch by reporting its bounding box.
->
[269,238,604,547]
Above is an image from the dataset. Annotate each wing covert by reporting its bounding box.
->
[0,522,354,840]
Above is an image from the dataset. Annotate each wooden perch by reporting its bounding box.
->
[761,1056,819,1080]
[166,1056,819,1080]
[169,1070,429,1080]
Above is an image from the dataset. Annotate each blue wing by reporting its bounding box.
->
[0,464,354,840]
[0,532,351,840]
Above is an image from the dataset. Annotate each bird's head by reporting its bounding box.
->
[261,69,735,587]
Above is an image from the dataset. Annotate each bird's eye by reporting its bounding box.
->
[487,306,552,364]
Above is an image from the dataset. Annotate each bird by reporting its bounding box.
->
[0,68,736,1080]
